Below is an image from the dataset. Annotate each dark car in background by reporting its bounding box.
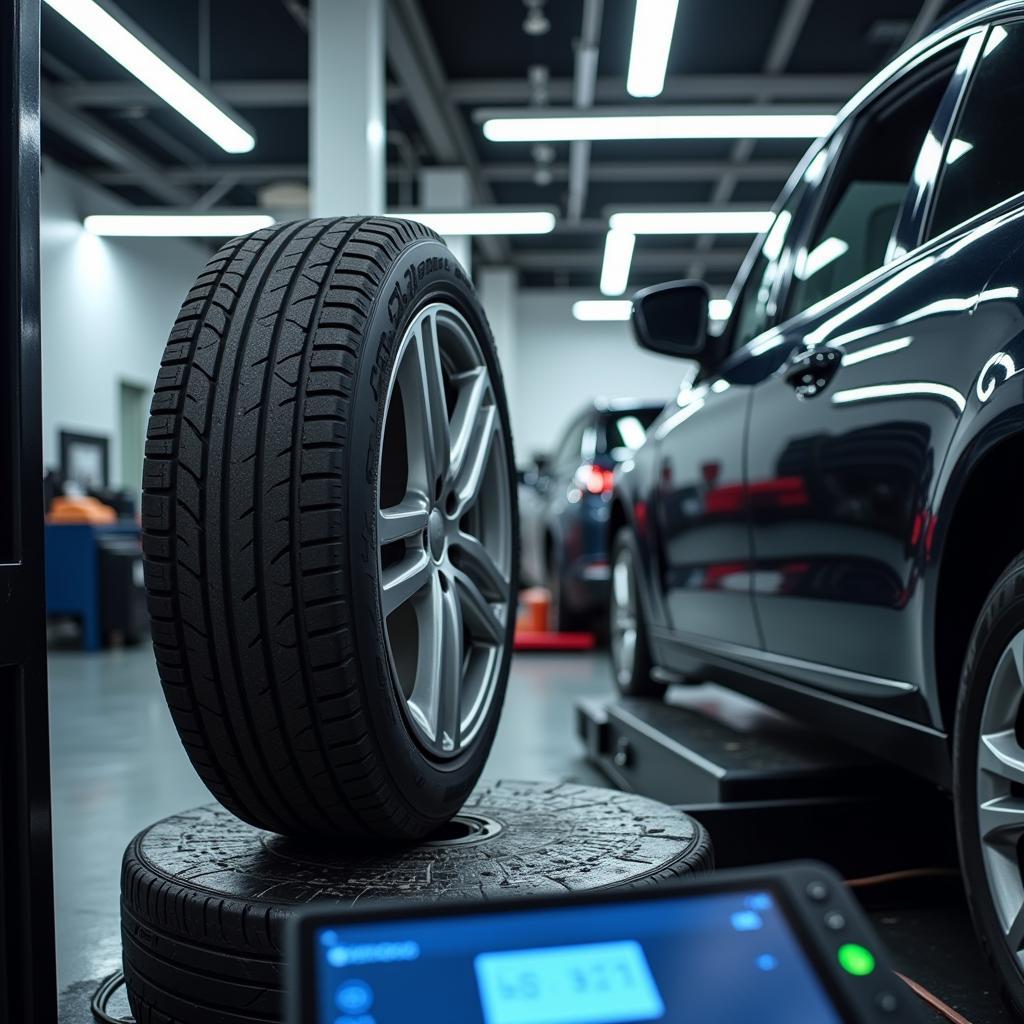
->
[608,4,1024,1010]
[519,400,663,630]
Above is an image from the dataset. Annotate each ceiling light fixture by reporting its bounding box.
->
[388,210,557,235]
[573,298,731,322]
[609,210,774,234]
[600,230,636,296]
[482,112,836,143]
[627,0,680,98]
[43,0,255,153]
[84,213,275,237]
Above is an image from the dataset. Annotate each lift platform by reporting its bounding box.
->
[576,685,957,878]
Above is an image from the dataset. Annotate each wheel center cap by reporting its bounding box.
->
[428,508,446,561]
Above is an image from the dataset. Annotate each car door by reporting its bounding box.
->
[648,182,808,648]
[742,28,986,718]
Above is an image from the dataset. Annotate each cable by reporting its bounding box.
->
[845,867,960,890]
[898,971,975,1024]
[91,971,133,1024]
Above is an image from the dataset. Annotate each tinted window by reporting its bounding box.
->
[552,418,587,469]
[929,23,1024,239]
[729,195,800,350]
[786,54,957,317]
[601,408,661,458]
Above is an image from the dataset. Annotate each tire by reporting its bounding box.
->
[142,217,518,842]
[954,553,1024,1017]
[609,529,664,698]
[121,783,713,1024]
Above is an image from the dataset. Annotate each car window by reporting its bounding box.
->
[729,192,801,351]
[785,52,959,318]
[552,417,587,469]
[601,408,661,458]
[929,23,1024,239]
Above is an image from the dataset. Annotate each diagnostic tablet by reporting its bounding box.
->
[288,861,924,1024]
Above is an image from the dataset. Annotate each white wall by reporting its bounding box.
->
[40,161,209,486]
[510,289,693,462]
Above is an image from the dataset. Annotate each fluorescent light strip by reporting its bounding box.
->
[389,211,556,235]
[574,300,632,321]
[610,210,774,235]
[44,0,254,153]
[84,214,275,237]
[600,230,636,296]
[483,113,836,143]
[709,299,733,322]
[627,0,680,98]
[573,298,732,322]
[840,336,912,367]
[832,382,966,413]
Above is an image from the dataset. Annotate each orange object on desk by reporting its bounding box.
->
[47,495,117,524]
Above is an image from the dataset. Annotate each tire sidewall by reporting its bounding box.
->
[954,558,1024,1014]
[609,528,657,698]
[345,236,518,825]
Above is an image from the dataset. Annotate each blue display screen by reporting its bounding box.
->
[314,889,845,1024]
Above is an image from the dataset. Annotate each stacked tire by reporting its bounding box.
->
[127,217,712,1023]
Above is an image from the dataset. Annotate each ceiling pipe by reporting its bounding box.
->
[566,0,603,223]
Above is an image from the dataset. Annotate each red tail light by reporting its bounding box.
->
[577,464,615,494]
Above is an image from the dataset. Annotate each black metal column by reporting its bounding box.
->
[1,0,59,1021]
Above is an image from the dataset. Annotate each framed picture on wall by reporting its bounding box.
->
[59,430,109,490]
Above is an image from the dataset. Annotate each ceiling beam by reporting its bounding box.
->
[511,248,746,271]
[40,85,195,206]
[384,0,504,260]
[902,0,946,50]
[90,157,799,189]
[566,0,603,223]
[485,160,797,183]
[688,0,813,278]
[46,73,867,111]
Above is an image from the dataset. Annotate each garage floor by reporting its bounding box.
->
[51,644,1009,1024]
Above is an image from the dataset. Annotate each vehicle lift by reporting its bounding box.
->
[576,685,957,877]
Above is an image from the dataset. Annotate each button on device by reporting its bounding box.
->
[806,880,829,902]
[838,943,876,977]
[824,911,846,931]
[875,991,899,1013]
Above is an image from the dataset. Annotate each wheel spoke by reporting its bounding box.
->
[450,371,497,513]
[407,574,444,742]
[451,531,508,603]
[980,730,1024,789]
[436,577,465,752]
[379,493,430,545]
[980,793,1024,844]
[451,565,505,646]
[415,308,451,487]
[381,550,433,617]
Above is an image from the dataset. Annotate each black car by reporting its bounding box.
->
[519,400,663,630]
[609,3,1024,1010]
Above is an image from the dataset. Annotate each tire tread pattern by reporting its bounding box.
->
[143,217,442,840]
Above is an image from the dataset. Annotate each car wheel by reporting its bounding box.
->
[142,217,517,841]
[609,529,663,698]
[954,553,1024,1016]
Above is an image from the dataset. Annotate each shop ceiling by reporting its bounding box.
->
[40,0,963,292]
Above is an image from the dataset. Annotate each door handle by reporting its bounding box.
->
[783,346,841,398]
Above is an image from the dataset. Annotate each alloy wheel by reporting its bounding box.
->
[377,302,512,758]
[977,630,1024,966]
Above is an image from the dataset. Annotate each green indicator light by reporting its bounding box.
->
[838,943,876,977]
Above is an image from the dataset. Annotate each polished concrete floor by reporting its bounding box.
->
[49,643,612,1014]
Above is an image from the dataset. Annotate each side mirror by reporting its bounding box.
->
[630,280,711,360]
